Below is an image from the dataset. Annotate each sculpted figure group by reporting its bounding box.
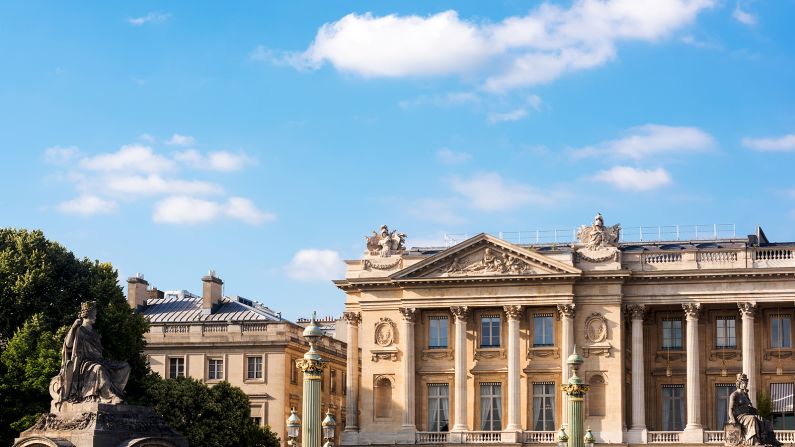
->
[727,373,781,447]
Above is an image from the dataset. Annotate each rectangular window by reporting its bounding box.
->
[716,317,737,348]
[479,383,502,431]
[772,315,792,348]
[534,314,554,347]
[429,317,449,349]
[169,357,185,379]
[252,417,262,426]
[532,382,555,431]
[771,383,795,429]
[662,319,683,350]
[428,384,450,432]
[290,357,297,383]
[247,356,263,380]
[331,369,338,394]
[662,384,685,431]
[715,384,734,428]
[481,316,501,348]
[207,358,223,380]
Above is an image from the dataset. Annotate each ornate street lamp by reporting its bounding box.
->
[296,313,327,447]
[287,407,301,447]
[557,426,569,447]
[584,428,595,447]
[322,409,337,447]
[561,346,589,447]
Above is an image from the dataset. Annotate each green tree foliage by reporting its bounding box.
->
[0,228,149,446]
[757,390,772,420]
[143,376,280,447]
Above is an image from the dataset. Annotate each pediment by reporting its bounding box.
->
[391,234,581,280]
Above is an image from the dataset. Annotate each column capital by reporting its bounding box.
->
[738,302,758,318]
[450,306,470,321]
[557,303,576,319]
[625,304,647,321]
[503,305,524,321]
[682,303,702,319]
[399,307,417,322]
[342,311,361,325]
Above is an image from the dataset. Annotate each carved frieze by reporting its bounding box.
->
[362,257,403,271]
[442,248,535,276]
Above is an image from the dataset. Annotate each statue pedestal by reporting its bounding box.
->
[14,402,188,447]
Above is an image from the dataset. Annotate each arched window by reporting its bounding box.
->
[588,375,606,417]
[375,376,393,419]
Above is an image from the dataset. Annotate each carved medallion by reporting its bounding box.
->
[374,318,396,347]
[584,313,608,343]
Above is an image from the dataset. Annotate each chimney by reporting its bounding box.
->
[127,273,149,311]
[147,287,164,300]
[202,270,223,314]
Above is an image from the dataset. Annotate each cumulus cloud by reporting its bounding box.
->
[732,2,757,26]
[80,145,175,173]
[128,12,170,26]
[165,133,196,146]
[742,134,795,152]
[592,166,671,191]
[105,175,222,197]
[57,195,118,216]
[436,148,471,165]
[273,1,714,91]
[448,172,551,211]
[44,146,80,164]
[152,196,275,225]
[285,249,345,281]
[572,124,715,160]
[175,149,255,172]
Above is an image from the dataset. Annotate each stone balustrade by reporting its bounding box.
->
[521,431,556,444]
[619,246,795,271]
[463,432,503,443]
[703,431,723,443]
[416,432,449,444]
[648,431,681,443]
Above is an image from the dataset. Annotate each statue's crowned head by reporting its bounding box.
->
[79,301,97,319]
[736,372,749,387]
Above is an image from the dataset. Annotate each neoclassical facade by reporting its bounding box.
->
[335,218,795,446]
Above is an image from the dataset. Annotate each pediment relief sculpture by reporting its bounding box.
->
[365,224,406,257]
[442,248,535,277]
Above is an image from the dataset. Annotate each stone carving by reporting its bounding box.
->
[503,305,523,321]
[443,248,534,276]
[577,213,621,250]
[32,412,96,431]
[342,311,361,326]
[726,373,781,447]
[575,249,621,263]
[584,313,608,343]
[738,302,758,317]
[682,303,702,318]
[557,304,576,319]
[374,318,396,347]
[371,351,398,362]
[362,257,403,270]
[398,307,417,322]
[450,306,470,321]
[625,304,647,321]
[365,225,406,257]
[50,301,130,410]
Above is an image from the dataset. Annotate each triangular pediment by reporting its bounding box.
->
[391,234,581,280]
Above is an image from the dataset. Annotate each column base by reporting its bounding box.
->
[448,432,465,443]
[398,426,417,444]
[504,424,522,433]
[340,431,359,445]
[626,427,648,444]
[681,426,703,443]
[501,431,520,443]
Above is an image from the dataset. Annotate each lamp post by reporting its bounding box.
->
[296,313,326,447]
[322,409,337,447]
[288,407,301,447]
[584,428,595,447]
[561,346,589,447]
[557,426,569,447]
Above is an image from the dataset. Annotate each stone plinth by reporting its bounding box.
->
[14,402,187,447]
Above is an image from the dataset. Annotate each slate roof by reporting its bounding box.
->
[142,295,276,323]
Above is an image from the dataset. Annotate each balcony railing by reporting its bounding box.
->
[648,431,681,443]
[416,432,448,444]
[777,430,795,443]
[464,432,502,443]
[703,431,724,443]
[522,431,556,444]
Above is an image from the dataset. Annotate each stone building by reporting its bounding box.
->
[335,218,795,446]
[127,272,348,446]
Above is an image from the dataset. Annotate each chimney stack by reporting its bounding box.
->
[127,273,149,311]
[202,270,223,314]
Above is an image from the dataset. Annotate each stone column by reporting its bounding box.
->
[682,303,703,442]
[739,302,758,406]
[557,304,576,428]
[342,312,360,434]
[626,305,648,443]
[451,306,470,433]
[399,307,417,435]
[504,305,524,432]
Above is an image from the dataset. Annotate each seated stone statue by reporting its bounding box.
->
[727,373,781,447]
[49,301,130,409]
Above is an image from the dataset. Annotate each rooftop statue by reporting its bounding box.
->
[50,301,130,409]
[727,373,781,447]
[576,212,621,250]
[365,224,406,257]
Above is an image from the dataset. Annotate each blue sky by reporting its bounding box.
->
[2,1,795,320]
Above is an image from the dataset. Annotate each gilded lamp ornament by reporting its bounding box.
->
[561,346,589,447]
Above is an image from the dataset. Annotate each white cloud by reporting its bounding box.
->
[106,175,222,197]
[732,2,757,26]
[165,133,195,146]
[57,195,118,216]
[742,134,795,152]
[79,145,175,173]
[592,166,671,191]
[175,149,255,171]
[128,12,170,26]
[44,146,80,164]
[527,94,543,111]
[285,249,345,281]
[488,108,528,123]
[448,172,551,211]
[152,196,274,225]
[278,1,714,91]
[436,148,471,165]
[138,133,156,143]
[572,124,715,160]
